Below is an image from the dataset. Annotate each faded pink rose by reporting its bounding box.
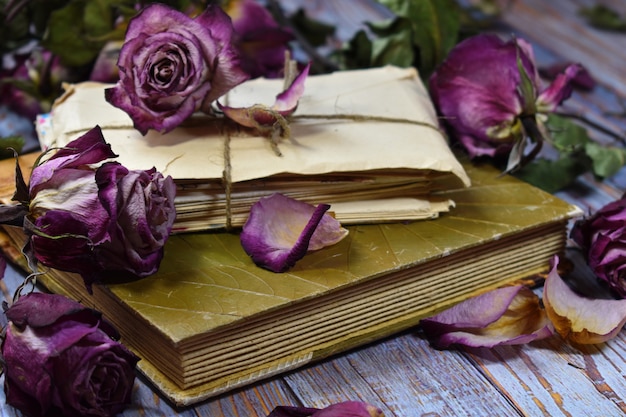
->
[26,126,176,289]
[2,293,139,417]
[105,3,249,134]
[429,34,580,164]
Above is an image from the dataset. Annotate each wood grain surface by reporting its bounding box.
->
[2,1,626,416]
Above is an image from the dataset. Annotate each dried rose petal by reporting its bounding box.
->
[219,62,310,131]
[539,62,595,91]
[240,193,348,273]
[420,285,554,348]
[267,401,384,417]
[543,255,626,344]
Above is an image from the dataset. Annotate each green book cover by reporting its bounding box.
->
[0,162,582,406]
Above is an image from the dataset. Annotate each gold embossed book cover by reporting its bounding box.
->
[0,161,582,406]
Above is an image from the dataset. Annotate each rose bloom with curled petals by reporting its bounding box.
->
[1,293,139,417]
[27,125,176,290]
[105,3,249,134]
[429,33,580,167]
[571,195,626,297]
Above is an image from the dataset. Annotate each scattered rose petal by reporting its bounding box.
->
[267,401,384,417]
[543,255,626,344]
[240,193,348,273]
[219,62,310,134]
[420,285,554,348]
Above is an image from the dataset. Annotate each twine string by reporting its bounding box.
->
[219,112,442,229]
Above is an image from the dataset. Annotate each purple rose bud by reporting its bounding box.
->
[1,293,139,417]
[105,3,249,134]
[226,0,294,79]
[429,34,580,163]
[27,126,176,290]
[571,195,626,297]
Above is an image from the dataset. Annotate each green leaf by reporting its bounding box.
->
[579,5,626,32]
[337,30,373,70]
[544,114,590,151]
[585,141,626,178]
[368,18,415,67]
[513,154,591,193]
[375,0,461,76]
[0,136,26,160]
[42,0,120,67]
[289,8,336,47]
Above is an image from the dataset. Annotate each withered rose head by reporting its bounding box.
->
[105,3,249,134]
[27,126,176,290]
[429,33,580,163]
[1,293,139,417]
[571,195,626,297]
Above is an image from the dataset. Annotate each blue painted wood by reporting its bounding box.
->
[3,1,626,416]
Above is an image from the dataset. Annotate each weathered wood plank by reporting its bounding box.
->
[500,0,626,97]
[283,333,521,416]
[463,335,626,416]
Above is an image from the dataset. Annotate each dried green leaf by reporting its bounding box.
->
[579,5,626,32]
[337,30,373,70]
[42,0,120,67]
[375,0,461,76]
[513,155,591,193]
[368,18,415,67]
[585,141,626,178]
[0,137,25,160]
[289,8,336,47]
[545,114,590,150]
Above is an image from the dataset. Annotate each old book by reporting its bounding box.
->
[0,161,582,407]
[39,66,470,232]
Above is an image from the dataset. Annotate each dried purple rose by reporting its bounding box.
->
[1,292,139,417]
[240,193,348,273]
[420,285,554,349]
[26,125,176,289]
[429,34,580,170]
[225,0,294,79]
[267,401,384,417]
[105,3,249,134]
[571,194,626,297]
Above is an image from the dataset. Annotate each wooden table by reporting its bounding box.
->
[2,0,626,415]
